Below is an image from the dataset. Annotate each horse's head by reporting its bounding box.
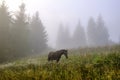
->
[60,49,68,59]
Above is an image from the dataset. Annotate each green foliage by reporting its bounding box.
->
[104,51,120,69]
[0,45,120,80]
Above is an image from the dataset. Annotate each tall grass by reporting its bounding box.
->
[0,45,120,80]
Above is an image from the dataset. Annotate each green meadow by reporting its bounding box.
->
[0,45,120,80]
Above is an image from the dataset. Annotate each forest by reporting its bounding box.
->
[0,2,47,63]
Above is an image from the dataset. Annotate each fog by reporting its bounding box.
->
[25,0,120,48]
[2,0,120,48]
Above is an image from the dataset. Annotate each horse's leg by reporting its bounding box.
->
[56,58,60,63]
[48,57,50,61]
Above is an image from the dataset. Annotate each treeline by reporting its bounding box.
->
[56,15,115,49]
[0,2,47,63]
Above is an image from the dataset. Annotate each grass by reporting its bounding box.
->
[0,45,120,80]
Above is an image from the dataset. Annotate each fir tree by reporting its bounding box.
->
[0,1,12,62]
[73,21,86,48]
[11,3,30,57]
[30,12,48,54]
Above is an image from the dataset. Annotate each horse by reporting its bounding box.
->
[48,49,68,62]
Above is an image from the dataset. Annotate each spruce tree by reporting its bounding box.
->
[0,1,11,62]
[11,3,30,57]
[30,12,47,54]
[73,21,86,48]
[96,15,109,46]
[87,17,97,47]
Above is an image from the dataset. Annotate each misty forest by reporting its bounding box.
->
[0,1,120,80]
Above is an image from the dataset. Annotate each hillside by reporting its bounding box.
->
[0,45,120,80]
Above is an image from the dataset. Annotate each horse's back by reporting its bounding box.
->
[48,50,67,62]
[48,52,55,56]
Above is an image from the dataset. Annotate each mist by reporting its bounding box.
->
[0,1,120,79]
[3,0,120,48]
[28,0,120,48]
[24,0,120,48]
[0,0,120,63]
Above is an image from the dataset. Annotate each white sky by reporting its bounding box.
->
[1,0,120,48]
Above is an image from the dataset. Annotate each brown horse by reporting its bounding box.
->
[48,49,68,62]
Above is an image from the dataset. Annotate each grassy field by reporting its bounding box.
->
[0,45,120,80]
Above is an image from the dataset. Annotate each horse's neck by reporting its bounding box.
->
[60,53,64,57]
[58,51,63,57]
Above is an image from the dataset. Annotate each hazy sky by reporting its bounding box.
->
[2,0,120,48]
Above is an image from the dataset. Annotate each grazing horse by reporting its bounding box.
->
[48,49,68,62]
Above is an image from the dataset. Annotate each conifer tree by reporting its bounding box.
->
[0,1,12,62]
[73,21,86,48]
[87,17,97,47]
[12,3,30,56]
[30,12,48,53]
[96,15,109,46]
